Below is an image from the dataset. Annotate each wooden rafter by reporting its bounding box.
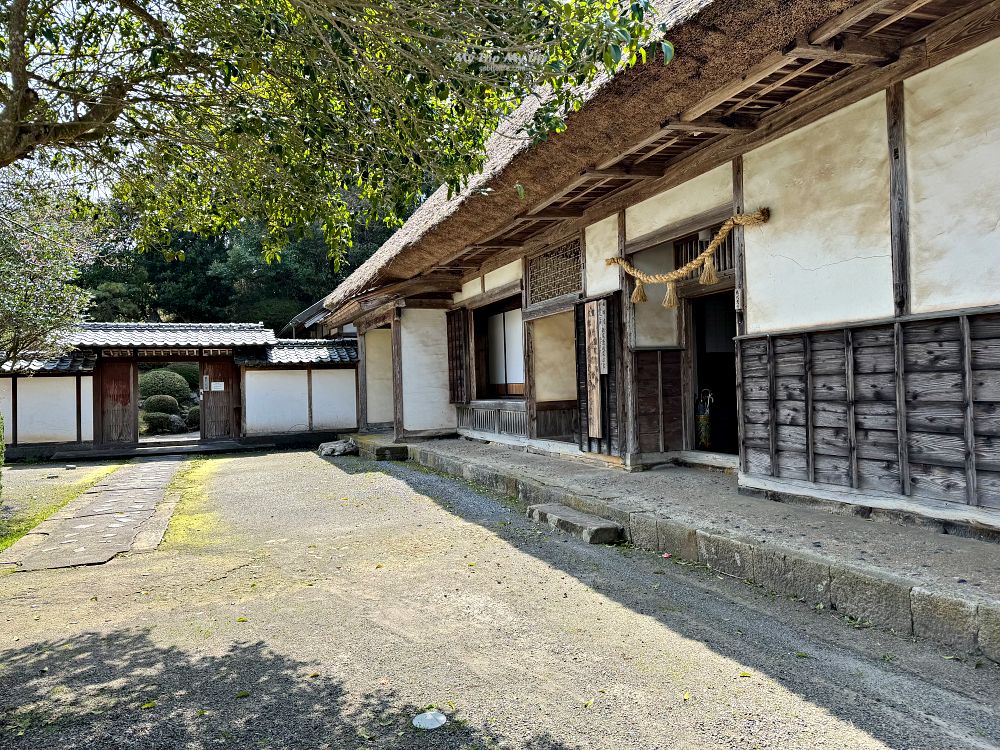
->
[681,50,797,121]
[864,0,937,37]
[785,35,897,64]
[810,0,896,43]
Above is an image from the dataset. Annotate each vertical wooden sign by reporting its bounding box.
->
[585,301,603,439]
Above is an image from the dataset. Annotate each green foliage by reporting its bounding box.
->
[165,363,201,390]
[185,406,201,430]
[3,0,673,264]
[139,369,192,402]
[144,394,180,415]
[0,192,93,366]
[142,412,176,434]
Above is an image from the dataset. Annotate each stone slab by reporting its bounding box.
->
[527,503,624,545]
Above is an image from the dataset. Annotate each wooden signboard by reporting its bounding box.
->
[585,301,603,439]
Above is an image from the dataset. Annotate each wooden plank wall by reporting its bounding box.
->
[576,295,623,456]
[635,350,684,453]
[739,311,1000,509]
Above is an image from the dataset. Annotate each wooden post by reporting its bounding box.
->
[960,315,978,505]
[524,318,537,439]
[391,309,404,438]
[894,322,911,495]
[766,335,777,476]
[75,374,82,444]
[733,156,748,473]
[11,376,17,446]
[617,210,639,459]
[887,82,910,317]
[357,333,368,431]
[845,329,859,489]
[585,300,603,439]
[803,333,815,483]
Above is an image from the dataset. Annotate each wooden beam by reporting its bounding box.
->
[76,374,82,443]
[733,156,748,475]
[845,329,859,489]
[583,165,664,180]
[468,242,525,250]
[524,206,586,220]
[354,303,396,335]
[863,0,936,38]
[766,335,777,476]
[810,0,896,44]
[658,117,757,134]
[785,35,897,65]
[886,82,910,317]
[391,309,404,438]
[357,332,368,431]
[803,334,815,483]
[681,51,796,121]
[618,210,639,459]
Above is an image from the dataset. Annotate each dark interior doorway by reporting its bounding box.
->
[691,291,738,455]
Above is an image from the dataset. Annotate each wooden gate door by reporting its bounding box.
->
[100,361,137,444]
[201,359,237,439]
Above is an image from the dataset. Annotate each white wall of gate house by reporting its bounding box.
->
[0,376,93,444]
[399,308,457,431]
[364,329,394,424]
[244,369,357,435]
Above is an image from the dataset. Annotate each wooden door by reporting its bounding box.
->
[100,361,137,444]
[201,359,236,439]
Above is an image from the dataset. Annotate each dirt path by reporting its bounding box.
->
[1,450,997,749]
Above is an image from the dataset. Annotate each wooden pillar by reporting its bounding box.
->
[524,317,538,439]
[733,156,748,472]
[306,367,314,432]
[803,333,815,483]
[886,83,910,318]
[10,376,17,446]
[75,374,82,443]
[845,329,859,489]
[617,210,639,460]
[357,333,368,431]
[391,309,404,438]
[894,322,911,495]
[765,335,776,476]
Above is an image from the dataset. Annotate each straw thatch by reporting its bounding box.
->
[324,0,869,314]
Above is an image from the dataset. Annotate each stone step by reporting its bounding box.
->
[527,503,623,544]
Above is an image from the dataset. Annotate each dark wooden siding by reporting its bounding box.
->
[635,350,684,453]
[739,311,1000,510]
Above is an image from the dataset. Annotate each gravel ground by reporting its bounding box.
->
[1,449,998,750]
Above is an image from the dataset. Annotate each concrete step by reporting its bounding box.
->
[527,503,624,544]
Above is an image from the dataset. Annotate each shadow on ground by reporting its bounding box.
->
[0,629,575,750]
[327,455,1000,750]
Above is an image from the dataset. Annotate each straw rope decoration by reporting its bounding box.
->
[606,208,770,308]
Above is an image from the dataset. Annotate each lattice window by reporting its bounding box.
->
[674,225,736,283]
[527,238,582,306]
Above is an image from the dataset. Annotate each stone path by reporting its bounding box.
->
[12,457,183,571]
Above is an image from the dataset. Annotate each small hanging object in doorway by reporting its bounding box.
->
[699,253,719,286]
[696,389,715,451]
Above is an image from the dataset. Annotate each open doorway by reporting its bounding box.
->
[691,291,738,455]
[137,361,201,444]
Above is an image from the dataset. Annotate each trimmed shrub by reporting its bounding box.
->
[167,415,187,433]
[143,411,174,434]
[143,394,180,415]
[166,362,200,389]
[139,369,191,402]
[185,406,201,429]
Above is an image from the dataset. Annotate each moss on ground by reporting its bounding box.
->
[161,456,229,548]
[0,463,125,553]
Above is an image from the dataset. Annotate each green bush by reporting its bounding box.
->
[144,394,180,415]
[142,411,175,434]
[165,362,200,389]
[185,405,201,429]
[139,369,192,402]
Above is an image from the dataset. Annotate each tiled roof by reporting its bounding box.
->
[1,351,97,374]
[68,322,277,347]
[236,339,359,367]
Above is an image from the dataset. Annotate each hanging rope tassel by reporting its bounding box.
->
[631,278,647,304]
[662,281,679,309]
[699,252,719,286]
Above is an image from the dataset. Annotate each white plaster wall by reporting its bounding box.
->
[244,370,310,434]
[626,165,731,241]
[585,215,621,297]
[504,308,525,383]
[365,329,394,423]
[312,369,358,430]
[400,309,457,431]
[532,311,577,402]
[453,277,483,303]
[17,377,77,443]
[80,376,94,441]
[633,243,680,347]
[484,261,522,290]
[906,37,1000,314]
[744,93,894,333]
[0,378,12,444]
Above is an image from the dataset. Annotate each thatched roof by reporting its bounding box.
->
[324,0,870,315]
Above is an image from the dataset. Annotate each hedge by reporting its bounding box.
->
[144,394,180,415]
[139,369,192,402]
[165,362,200,389]
[185,405,201,429]
[143,411,176,434]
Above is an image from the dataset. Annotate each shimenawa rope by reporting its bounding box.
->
[606,208,770,308]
